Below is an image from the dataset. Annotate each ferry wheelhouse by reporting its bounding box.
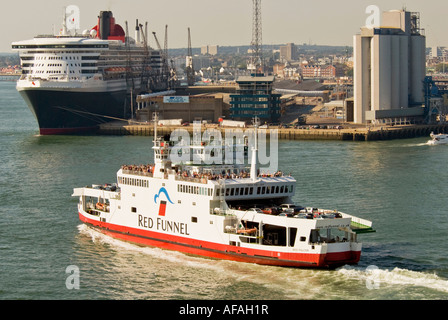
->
[72,120,374,268]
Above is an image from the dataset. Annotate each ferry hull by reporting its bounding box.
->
[79,212,361,269]
[18,87,128,135]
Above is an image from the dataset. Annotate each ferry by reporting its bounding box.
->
[12,10,170,135]
[72,118,374,268]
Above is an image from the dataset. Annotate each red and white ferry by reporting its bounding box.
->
[73,119,374,268]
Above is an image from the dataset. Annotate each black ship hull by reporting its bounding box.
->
[19,88,128,135]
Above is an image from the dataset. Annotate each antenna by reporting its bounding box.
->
[250,0,263,74]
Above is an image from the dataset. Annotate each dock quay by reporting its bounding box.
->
[98,121,448,141]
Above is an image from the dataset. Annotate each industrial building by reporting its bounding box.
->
[135,94,226,123]
[353,9,426,124]
[230,75,281,123]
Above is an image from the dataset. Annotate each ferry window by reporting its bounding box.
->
[276,186,279,193]
[230,188,234,196]
[290,185,294,193]
[131,207,137,213]
[310,229,320,243]
[235,188,239,196]
[226,188,230,196]
[257,187,261,194]
[216,188,220,196]
[261,187,265,194]
[249,187,253,195]
[300,236,306,242]
[289,228,298,247]
[245,187,249,195]
[271,186,275,193]
[191,217,197,223]
[280,186,284,193]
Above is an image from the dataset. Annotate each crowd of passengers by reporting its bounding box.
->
[120,164,287,180]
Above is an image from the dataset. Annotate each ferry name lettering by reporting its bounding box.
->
[138,215,189,235]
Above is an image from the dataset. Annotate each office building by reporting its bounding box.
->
[230,75,281,123]
[280,43,298,61]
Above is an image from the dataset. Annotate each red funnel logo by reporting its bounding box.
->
[158,200,167,216]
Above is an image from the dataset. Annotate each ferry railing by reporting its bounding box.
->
[121,169,153,177]
[174,175,208,184]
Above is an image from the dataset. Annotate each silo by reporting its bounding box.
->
[409,35,426,105]
[399,35,409,108]
[376,34,392,110]
[391,35,400,109]
[354,34,372,123]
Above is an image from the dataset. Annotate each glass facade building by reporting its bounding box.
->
[230,75,281,123]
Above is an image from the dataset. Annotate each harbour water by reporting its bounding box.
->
[1,80,448,301]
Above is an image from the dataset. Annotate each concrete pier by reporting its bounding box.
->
[98,121,448,141]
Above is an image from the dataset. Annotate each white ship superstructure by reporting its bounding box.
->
[12,11,167,135]
[73,120,374,268]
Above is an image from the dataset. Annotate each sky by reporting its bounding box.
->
[1,0,446,53]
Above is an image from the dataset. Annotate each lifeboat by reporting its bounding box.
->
[237,228,257,235]
[95,202,105,210]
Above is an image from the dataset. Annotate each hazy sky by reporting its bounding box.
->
[1,0,446,52]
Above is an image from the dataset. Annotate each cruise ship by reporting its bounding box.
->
[12,11,169,135]
[72,119,374,268]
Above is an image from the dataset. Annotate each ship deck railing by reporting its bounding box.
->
[121,164,287,184]
[121,169,154,177]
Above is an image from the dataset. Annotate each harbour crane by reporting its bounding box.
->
[186,27,195,86]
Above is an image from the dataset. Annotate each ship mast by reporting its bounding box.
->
[250,116,259,181]
[153,111,158,144]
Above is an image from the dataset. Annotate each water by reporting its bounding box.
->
[1,80,447,301]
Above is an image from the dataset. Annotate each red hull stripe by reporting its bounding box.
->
[79,213,361,268]
[39,126,97,135]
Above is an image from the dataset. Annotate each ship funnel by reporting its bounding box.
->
[135,19,141,43]
[99,11,112,40]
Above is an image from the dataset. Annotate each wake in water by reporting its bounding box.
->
[337,265,448,296]
[77,224,448,299]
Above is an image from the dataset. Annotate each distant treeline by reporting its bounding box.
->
[168,44,352,57]
[0,53,20,68]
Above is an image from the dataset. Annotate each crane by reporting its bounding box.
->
[152,30,175,89]
[186,27,195,86]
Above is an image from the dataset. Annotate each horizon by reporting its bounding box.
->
[0,0,446,53]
